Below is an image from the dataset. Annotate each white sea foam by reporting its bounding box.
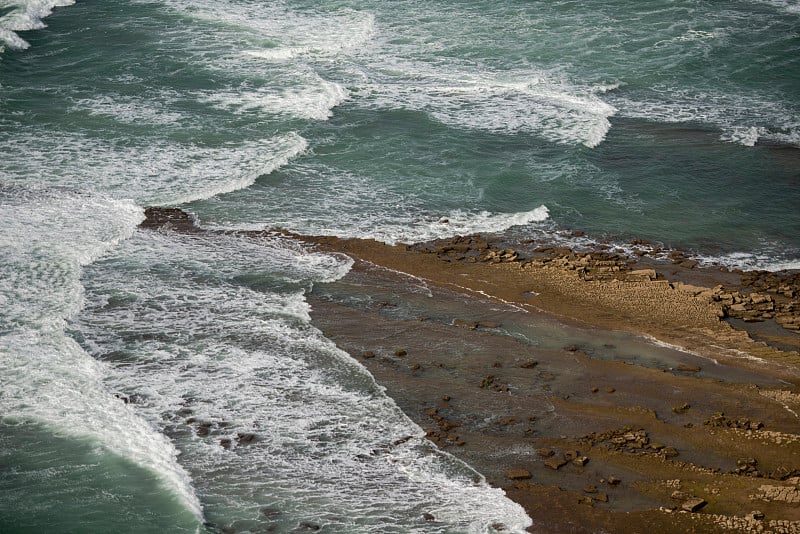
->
[406,206,551,244]
[612,89,799,148]
[73,93,185,127]
[152,0,376,59]
[697,251,800,272]
[0,188,143,330]
[198,74,348,120]
[0,0,74,51]
[356,59,617,147]
[0,129,307,205]
[71,229,533,532]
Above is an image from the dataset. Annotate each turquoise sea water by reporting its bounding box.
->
[1,1,798,532]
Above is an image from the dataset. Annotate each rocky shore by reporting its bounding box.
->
[141,208,800,534]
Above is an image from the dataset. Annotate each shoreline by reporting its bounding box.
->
[141,208,800,533]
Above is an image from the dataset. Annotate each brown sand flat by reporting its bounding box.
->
[141,208,800,534]
[298,234,800,534]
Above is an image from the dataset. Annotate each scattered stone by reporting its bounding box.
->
[219,438,232,449]
[749,511,765,520]
[591,387,599,393]
[519,359,539,368]
[361,351,375,359]
[410,363,421,371]
[584,485,597,494]
[670,490,689,500]
[595,493,609,503]
[296,521,321,531]
[476,321,502,329]
[394,349,407,357]
[677,364,701,373]
[572,456,589,467]
[607,476,621,486]
[681,498,707,513]
[498,417,519,427]
[536,448,555,458]
[705,412,765,431]
[733,457,762,477]
[506,469,532,480]
[605,387,616,393]
[423,513,435,521]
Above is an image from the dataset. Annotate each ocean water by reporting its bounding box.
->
[1,0,798,532]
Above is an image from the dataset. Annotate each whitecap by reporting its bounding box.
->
[0,129,308,205]
[0,0,75,51]
[354,59,617,148]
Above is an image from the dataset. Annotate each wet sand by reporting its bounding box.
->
[142,208,800,533]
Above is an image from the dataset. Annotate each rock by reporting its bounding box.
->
[394,349,407,357]
[536,448,555,458]
[681,498,707,513]
[749,511,765,520]
[519,360,539,369]
[563,450,580,461]
[605,387,616,393]
[506,469,532,480]
[544,457,568,470]
[260,507,281,518]
[296,521,321,531]
[219,438,232,449]
[423,513,435,521]
[361,351,375,359]
[595,493,609,503]
[672,403,691,414]
[476,321,502,329]
[236,432,257,445]
[606,476,621,486]
[677,364,701,373]
[572,456,589,467]
[661,446,679,458]
[453,319,477,329]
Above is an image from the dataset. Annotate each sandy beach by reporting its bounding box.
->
[145,208,800,533]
